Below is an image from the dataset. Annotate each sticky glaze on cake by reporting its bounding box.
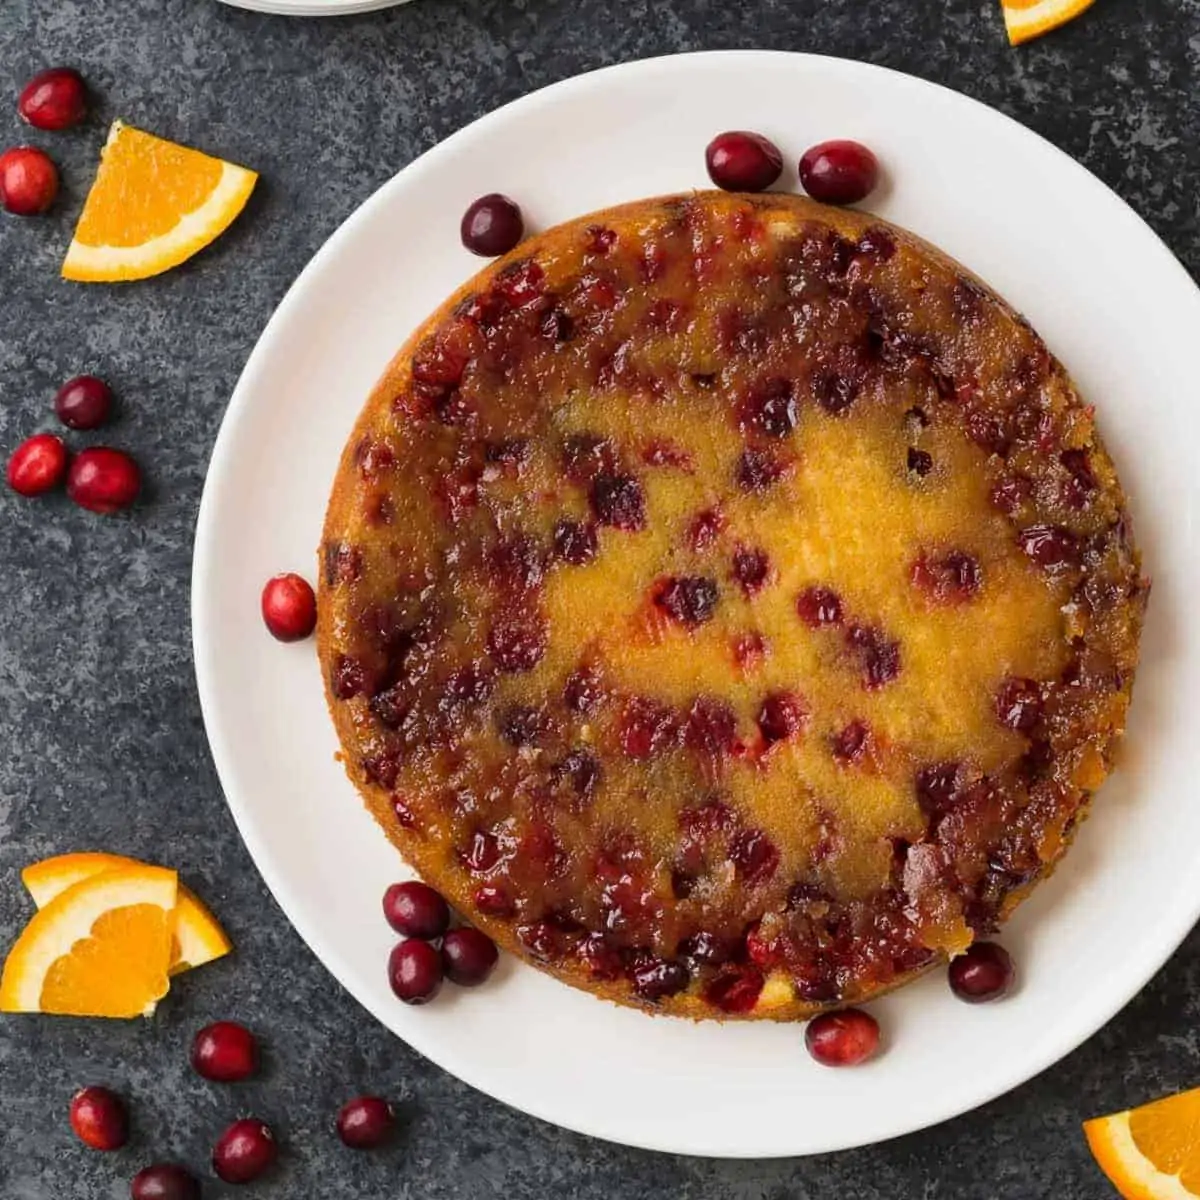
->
[318,191,1146,1020]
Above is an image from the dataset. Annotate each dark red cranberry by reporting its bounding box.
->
[948,941,1014,1002]
[441,927,499,986]
[857,226,896,262]
[590,473,645,530]
[679,931,733,966]
[705,131,783,192]
[563,665,603,713]
[831,720,871,765]
[586,224,618,254]
[552,517,598,565]
[517,919,571,961]
[630,955,690,1001]
[261,573,317,642]
[212,1118,278,1184]
[915,760,964,817]
[130,1164,201,1200]
[473,883,515,917]
[684,696,738,756]
[1018,525,1081,571]
[654,575,719,626]
[382,881,450,939]
[704,963,764,1014]
[460,829,501,873]
[191,1021,258,1083]
[496,703,544,746]
[733,631,768,671]
[846,624,901,688]
[0,146,58,214]
[758,690,808,744]
[493,259,544,307]
[487,611,547,672]
[331,654,372,700]
[7,432,67,496]
[336,1095,395,1149]
[69,1086,128,1151]
[729,828,779,885]
[907,447,933,477]
[995,678,1042,732]
[745,921,782,968]
[795,585,843,628]
[735,447,786,492]
[54,374,113,429]
[618,696,679,759]
[740,377,798,438]
[66,446,140,513]
[461,193,524,257]
[680,799,735,842]
[578,932,623,980]
[911,550,982,604]
[731,546,771,595]
[805,1009,880,1066]
[18,67,87,131]
[812,369,860,415]
[388,938,444,1004]
[687,507,725,551]
[798,140,880,206]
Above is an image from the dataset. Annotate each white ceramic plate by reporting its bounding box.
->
[193,51,1198,1157]
[215,0,410,17]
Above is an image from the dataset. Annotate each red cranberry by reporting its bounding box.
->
[911,550,982,604]
[382,881,450,939]
[683,695,738,756]
[1018,524,1081,571]
[191,1020,259,1083]
[731,546,771,595]
[590,472,645,530]
[795,585,843,628]
[846,624,901,688]
[7,432,67,496]
[619,696,679,759]
[798,140,880,206]
[212,1118,278,1184]
[705,131,783,192]
[804,1008,881,1066]
[758,690,808,744]
[486,611,547,672]
[388,938,443,1004]
[473,883,515,917]
[54,374,113,429]
[654,575,719,626]
[461,193,524,257]
[18,67,88,131]
[995,678,1042,732]
[441,926,499,986]
[630,955,690,1001]
[704,963,764,1014]
[729,828,779,885]
[69,1086,128,1151]
[831,719,871,765]
[336,1095,395,1149]
[260,573,317,642]
[66,446,140,513]
[740,377,797,437]
[130,1164,201,1200]
[948,941,1014,1003]
[0,146,58,214]
[552,517,598,565]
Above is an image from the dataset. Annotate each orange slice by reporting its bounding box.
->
[1085,1086,1200,1198]
[0,865,177,1017]
[1002,0,1097,45]
[62,120,257,283]
[22,852,231,974]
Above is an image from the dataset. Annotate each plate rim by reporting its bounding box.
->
[193,48,1199,1158]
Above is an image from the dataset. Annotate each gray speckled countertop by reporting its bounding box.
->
[1,1,1197,1196]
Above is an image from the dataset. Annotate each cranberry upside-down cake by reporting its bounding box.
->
[318,191,1145,1020]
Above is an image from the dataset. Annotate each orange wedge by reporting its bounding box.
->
[0,865,177,1017]
[22,852,231,974]
[1085,1086,1200,1198]
[62,120,257,283]
[1002,0,1097,45]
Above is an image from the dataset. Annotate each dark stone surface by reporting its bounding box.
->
[0,0,1196,1195]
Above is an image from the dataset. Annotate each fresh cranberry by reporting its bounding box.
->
[441,927,499,986]
[0,146,58,214]
[130,1164,201,1200]
[260,573,317,641]
[948,941,1014,1002]
[758,690,808,744]
[654,575,719,626]
[18,67,88,131]
[69,1086,128,1151]
[461,193,524,257]
[704,963,764,1014]
[66,446,140,513]
[388,938,443,1004]
[705,131,783,192]
[7,432,67,496]
[382,881,450,939]
[798,140,880,206]
[795,585,843,628]
[212,1118,278,1184]
[52,374,113,429]
[804,1009,880,1066]
[336,1095,395,1149]
[995,678,1042,732]
[191,1020,258,1083]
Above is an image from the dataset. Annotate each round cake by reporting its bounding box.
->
[318,191,1146,1020]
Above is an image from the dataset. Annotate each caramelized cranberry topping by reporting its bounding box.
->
[796,585,844,628]
[653,575,719,626]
